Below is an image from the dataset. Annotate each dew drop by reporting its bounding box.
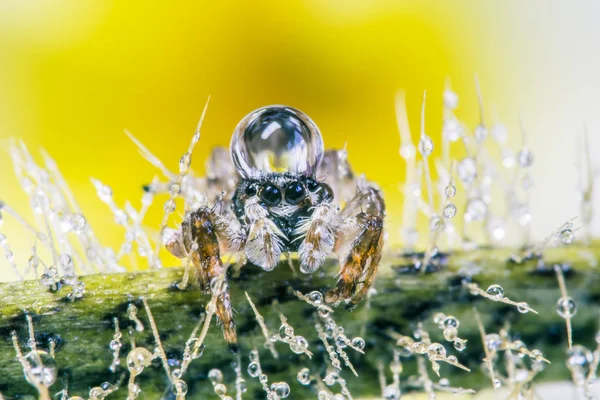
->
[171,380,188,396]
[485,334,501,351]
[290,336,308,354]
[163,199,176,213]
[454,338,467,351]
[465,198,487,222]
[443,327,458,342]
[126,347,153,375]
[443,90,458,110]
[457,157,477,185]
[427,343,446,358]
[517,148,534,167]
[444,184,456,198]
[418,136,434,157]
[270,382,290,398]
[443,316,459,329]
[247,362,261,377]
[324,374,336,386]
[383,384,400,400]
[214,383,227,396]
[429,215,445,233]
[443,118,462,142]
[307,291,323,305]
[297,368,311,385]
[485,284,504,300]
[351,337,366,351]
[567,345,593,368]
[179,152,192,174]
[491,123,508,143]
[474,124,488,142]
[559,229,574,244]
[443,203,457,219]
[517,302,530,314]
[556,296,577,318]
[24,350,57,387]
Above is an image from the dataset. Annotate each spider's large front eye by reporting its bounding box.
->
[230,106,324,179]
[259,183,282,206]
[284,181,306,205]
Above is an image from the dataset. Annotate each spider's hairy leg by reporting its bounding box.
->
[165,207,238,348]
[296,203,338,273]
[244,197,286,271]
[325,184,385,306]
[209,210,247,254]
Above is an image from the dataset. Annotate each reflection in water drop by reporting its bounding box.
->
[231,106,324,178]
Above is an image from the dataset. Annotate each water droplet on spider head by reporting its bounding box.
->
[231,106,324,178]
[24,350,57,387]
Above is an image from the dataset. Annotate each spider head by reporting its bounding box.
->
[230,106,332,234]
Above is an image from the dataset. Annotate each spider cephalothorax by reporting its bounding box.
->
[166,105,385,347]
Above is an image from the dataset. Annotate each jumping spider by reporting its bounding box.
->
[165,105,385,348]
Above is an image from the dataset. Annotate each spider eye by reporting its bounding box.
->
[317,182,334,203]
[305,178,320,192]
[245,184,258,197]
[230,106,324,178]
[284,181,306,205]
[259,183,282,206]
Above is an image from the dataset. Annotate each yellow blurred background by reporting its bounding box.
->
[0,1,597,277]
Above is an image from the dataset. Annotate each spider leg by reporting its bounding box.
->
[325,184,385,306]
[165,207,238,348]
[295,203,338,273]
[243,197,286,271]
